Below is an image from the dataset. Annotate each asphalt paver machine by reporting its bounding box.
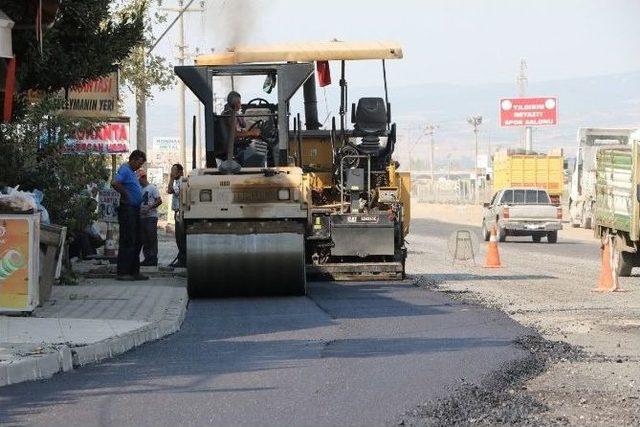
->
[175,41,411,297]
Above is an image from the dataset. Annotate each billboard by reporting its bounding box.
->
[152,137,179,152]
[499,97,558,127]
[28,71,120,118]
[65,118,130,154]
[64,71,119,118]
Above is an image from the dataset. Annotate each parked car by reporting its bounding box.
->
[482,188,563,243]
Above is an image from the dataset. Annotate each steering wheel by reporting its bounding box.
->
[246,98,271,108]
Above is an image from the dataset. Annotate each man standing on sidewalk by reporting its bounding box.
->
[138,169,162,267]
[167,163,186,268]
[111,150,149,281]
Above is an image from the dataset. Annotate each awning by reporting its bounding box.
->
[195,41,403,66]
[0,9,15,59]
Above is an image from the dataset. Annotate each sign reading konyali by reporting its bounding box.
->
[65,118,130,154]
[27,71,120,118]
[64,71,119,118]
[499,97,558,127]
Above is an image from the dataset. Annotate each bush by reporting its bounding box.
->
[0,96,110,232]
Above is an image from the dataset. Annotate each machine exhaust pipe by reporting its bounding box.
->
[218,109,241,174]
[303,75,321,130]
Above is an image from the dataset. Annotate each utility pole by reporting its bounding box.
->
[467,115,483,204]
[517,58,532,152]
[135,44,148,153]
[424,124,439,182]
[160,0,204,168]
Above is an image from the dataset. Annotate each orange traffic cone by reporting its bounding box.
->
[594,235,625,292]
[484,226,502,268]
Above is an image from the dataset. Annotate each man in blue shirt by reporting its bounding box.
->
[112,150,148,281]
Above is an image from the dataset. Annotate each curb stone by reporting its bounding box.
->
[0,288,188,387]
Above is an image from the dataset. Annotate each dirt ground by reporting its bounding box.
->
[408,202,640,426]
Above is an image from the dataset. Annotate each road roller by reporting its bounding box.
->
[175,41,410,298]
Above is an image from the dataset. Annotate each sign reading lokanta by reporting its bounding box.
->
[64,71,119,118]
[499,97,558,127]
[66,118,130,154]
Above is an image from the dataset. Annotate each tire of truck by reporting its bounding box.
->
[616,249,634,277]
[532,234,542,243]
[546,231,558,243]
[498,226,507,242]
[481,221,490,241]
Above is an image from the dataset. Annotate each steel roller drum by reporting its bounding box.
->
[187,232,307,297]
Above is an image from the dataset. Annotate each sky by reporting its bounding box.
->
[129,0,640,166]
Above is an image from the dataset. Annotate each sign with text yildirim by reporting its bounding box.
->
[65,118,130,154]
[499,97,558,127]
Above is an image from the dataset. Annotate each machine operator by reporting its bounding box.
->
[216,91,261,165]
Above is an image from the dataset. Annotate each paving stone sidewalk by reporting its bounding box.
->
[0,277,188,387]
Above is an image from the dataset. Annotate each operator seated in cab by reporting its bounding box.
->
[216,91,268,168]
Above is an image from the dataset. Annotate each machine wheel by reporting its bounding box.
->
[498,226,507,242]
[532,234,542,243]
[186,229,307,298]
[481,221,490,241]
[616,250,634,277]
[547,231,558,243]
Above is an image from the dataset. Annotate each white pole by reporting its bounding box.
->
[178,0,186,168]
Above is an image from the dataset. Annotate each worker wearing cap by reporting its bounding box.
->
[138,169,162,266]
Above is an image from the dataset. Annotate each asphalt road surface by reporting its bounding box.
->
[0,279,530,426]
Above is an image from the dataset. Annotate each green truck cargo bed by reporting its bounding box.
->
[594,143,640,241]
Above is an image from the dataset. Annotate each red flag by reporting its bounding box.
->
[316,61,331,87]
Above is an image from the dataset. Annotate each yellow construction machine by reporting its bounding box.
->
[175,41,411,297]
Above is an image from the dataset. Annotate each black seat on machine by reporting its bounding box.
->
[352,97,389,155]
[354,97,388,137]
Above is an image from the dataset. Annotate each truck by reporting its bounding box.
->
[594,131,640,276]
[482,188,563,243]
[569,128,635,229]
[492,149,564,205]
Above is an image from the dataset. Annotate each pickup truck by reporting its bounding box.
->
[481,188,563,243]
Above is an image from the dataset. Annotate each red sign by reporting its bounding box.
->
[499,97,558,127]
[65,119,130,154]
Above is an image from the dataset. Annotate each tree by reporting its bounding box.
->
[0,96,110,232]
[3,0,144,93]
[0,0,146,231]
[119,0,176,151]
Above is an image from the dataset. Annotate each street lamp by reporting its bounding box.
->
[467,115,483,203]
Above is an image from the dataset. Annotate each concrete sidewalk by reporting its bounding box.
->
[0,277,187,387]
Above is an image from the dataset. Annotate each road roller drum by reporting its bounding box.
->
[186,221,307,297]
